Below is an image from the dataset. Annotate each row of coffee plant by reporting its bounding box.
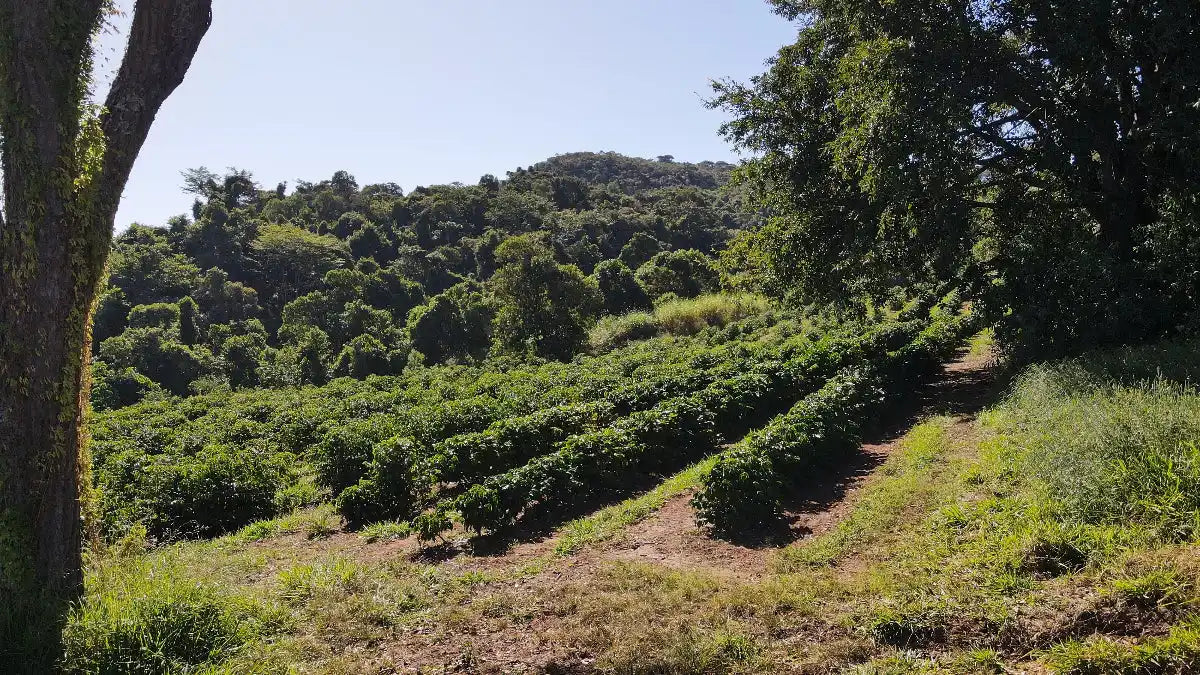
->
[444,319,930,533]
[693,308,975,533]
[332,326,841,526]
[89,313,808,540]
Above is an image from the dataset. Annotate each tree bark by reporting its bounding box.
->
[0,0,211,661]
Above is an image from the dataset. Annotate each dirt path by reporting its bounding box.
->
[566,345,999,578]
[367,345,1002,672]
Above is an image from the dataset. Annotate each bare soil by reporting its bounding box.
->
[303,346,1003,672]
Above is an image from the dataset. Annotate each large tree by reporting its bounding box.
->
[720,0,1200,349]
[0,0,211,654]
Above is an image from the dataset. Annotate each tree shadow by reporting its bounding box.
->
[463,473,667,558]
[716,348,1011,548]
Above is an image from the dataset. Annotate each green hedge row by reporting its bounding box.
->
[450,319,926,533]
[431,401,618,484]
[331,335,792,526]
[692,309,975,534]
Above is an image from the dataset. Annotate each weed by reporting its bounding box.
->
[359,519,412,542]
[1043,620,1200,674]
[62,561,285,674]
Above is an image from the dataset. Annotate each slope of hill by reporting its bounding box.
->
[91,152,757,411]
[63,333,1200,673]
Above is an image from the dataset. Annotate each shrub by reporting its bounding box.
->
[432,401,616,483]
[693,311,971,534]
[454,320,917,534]
[91,362,163,411]
[413,509,453,543]
[693,368,876,533]
[692,446,781,532]
[312,416,399,494]
[336,436,420,527]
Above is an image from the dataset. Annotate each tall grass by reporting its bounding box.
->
[61,557,284,674]
[589,293,770,352]
[991,354,1200,542]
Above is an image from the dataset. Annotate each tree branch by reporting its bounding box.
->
[94,0,211,224]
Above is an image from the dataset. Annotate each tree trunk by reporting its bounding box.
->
[0,212,102,656]
[0,0,212,664]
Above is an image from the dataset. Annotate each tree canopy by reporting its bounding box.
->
[719,0,1200,352]
[86,154,747,403]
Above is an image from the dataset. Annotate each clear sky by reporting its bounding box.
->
[98,1,797,229]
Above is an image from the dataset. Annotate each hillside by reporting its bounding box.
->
[2,1,1198,671]
[63,331,1200,673]
[91,152,755,410]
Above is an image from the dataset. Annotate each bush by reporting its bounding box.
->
[454,319,920,533]
[337,436,420,527]
[693,368,876,533]
[693,446,781,532]
[433,401,616,483]
[693,310,972,534]
[87,308,804,545]
[312,416,399,494]
[91,361,163,411]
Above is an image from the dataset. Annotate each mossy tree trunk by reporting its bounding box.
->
[0,0,210,660]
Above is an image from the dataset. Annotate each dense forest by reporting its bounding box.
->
[3,0,1200,672]
[91,152,750,408]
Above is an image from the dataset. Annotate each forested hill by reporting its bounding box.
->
[531,152,735,192]
[92,152,753,410]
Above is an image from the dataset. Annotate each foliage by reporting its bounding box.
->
[90,362,163,412]
[62,567,281,674]
[653,293,769,336]
[95,442,293,541]
[693,308,972,533]
[91,154,745,399]
[337,436,420,527]
[588,312,661,352]
[490,234,601,360]
[716,0,1200,353]
[635,249,720,300]
[455,317,933,533]
[591,259,652,315]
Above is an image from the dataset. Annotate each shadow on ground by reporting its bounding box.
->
[720,346,1008,548]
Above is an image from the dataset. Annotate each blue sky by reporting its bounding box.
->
[99,1,796,228]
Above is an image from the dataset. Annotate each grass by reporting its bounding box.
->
[589,293,771,351]
[359,519,412,543]
[654,293,770,335]
[228,504,340,543]
[1044,620,1200,674]
[62,555,288,674]
[775,421,958,570]
[552,455,719,557]
[62,337,1200,672]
